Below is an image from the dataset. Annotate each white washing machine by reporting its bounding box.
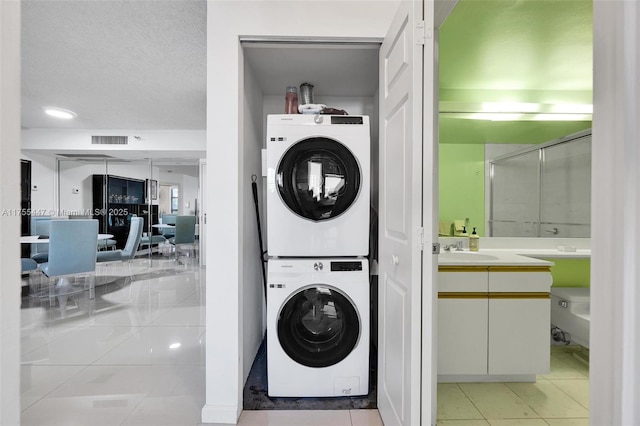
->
[266,114,370,257]
[267,258,370,397]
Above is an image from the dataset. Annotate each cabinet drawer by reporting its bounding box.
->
[488,270,552,292]
[438,271,489,292]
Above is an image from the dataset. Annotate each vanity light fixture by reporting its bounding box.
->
[439,101,593,121]
[44,107,77,119]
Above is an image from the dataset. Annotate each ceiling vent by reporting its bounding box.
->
[55,153,129,162]
[92,135,128,145]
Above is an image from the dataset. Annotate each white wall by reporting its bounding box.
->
[0,1,21,423]
[204,1,398,423]
[21,151,57,211]
[22,128,205,156]
[591,2,640,424]
[157,170,199,215]
[241,53,267,380]
[181,174,198,215]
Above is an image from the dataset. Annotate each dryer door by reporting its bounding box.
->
[277,137,361,222]
[277,285,361,368]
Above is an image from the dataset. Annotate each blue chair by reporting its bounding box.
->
[21,258,40,294]
[169,215,197,261]
[97,217,144,264]
[21,258,38,272]
[30,216,51,263]
[160,214,177,238]
[39,219,98,306]
[97,238,118,251]
[138,234,167,252]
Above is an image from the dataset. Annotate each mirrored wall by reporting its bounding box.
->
[489,131,591,237]
[57,158,158,260]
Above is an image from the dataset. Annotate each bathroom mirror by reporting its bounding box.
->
[439,130,591,238]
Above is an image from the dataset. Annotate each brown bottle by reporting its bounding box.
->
[284,86,299,114]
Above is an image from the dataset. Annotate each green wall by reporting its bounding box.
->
[439,144,485,236]
[546,259,591,288]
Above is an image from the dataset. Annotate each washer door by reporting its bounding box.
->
[277,285,361,368]
[277,137,361,222]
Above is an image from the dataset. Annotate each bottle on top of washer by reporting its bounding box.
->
[284,86,299,114]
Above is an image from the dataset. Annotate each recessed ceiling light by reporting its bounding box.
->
[44,107,77,119]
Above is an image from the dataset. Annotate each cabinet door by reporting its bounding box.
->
[438,297,488,375]
[488,298,550,375]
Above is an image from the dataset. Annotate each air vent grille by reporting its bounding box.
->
[92,136,128,145]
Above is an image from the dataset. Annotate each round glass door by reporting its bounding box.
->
[277,137,361,221]
[277,285,361,368]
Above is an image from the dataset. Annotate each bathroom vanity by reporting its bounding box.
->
[437,251,553,382]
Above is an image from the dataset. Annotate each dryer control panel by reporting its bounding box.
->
[330,261,363,272]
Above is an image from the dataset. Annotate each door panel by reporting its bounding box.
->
[378,1,424,425]
[384,107,408,238]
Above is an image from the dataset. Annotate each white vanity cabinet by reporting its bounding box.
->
[438,265,552,381]
[488,269,552,375]
[438,270,489,375]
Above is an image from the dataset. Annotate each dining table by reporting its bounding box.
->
[151,224,175,230]
[20,234,114,244]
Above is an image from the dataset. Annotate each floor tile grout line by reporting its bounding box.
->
[545,378,590,411]
[19,363,92,413]
[454,382,493,421]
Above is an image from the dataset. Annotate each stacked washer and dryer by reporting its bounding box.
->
[265,114,371,397]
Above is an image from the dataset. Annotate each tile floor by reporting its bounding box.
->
[20,256,207,426]
[20,257,589,426]
[437,346,590,426]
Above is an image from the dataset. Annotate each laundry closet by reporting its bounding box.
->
[242,41,381,399]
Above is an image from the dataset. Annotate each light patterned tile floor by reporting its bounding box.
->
[20,258,589,426]
[21,257,207,426]
[437,346,590,426]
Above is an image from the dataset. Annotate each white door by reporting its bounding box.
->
[378,0,435,424]
[198,159,206,266]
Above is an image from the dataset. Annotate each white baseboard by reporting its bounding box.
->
[201,404,241,425]
[438,374,536,383]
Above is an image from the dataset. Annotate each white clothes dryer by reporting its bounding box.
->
[267,258,370,397]
[266,114,370,257]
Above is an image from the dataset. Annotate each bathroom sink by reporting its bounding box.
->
[439,252,499,261]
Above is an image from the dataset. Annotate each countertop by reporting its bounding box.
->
[438,250,555,267]
[437,237,591,266]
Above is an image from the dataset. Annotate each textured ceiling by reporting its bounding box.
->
[21,0,206,130]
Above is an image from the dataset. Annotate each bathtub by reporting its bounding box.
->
[550,287,590,348]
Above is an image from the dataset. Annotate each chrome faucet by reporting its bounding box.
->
[443,241,464,252]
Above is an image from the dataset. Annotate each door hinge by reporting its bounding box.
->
[432,243,440,255]
[417,227,425,250]
[416,20,432,45]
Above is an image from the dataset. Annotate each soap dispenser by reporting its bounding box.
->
[469,227,479,251]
